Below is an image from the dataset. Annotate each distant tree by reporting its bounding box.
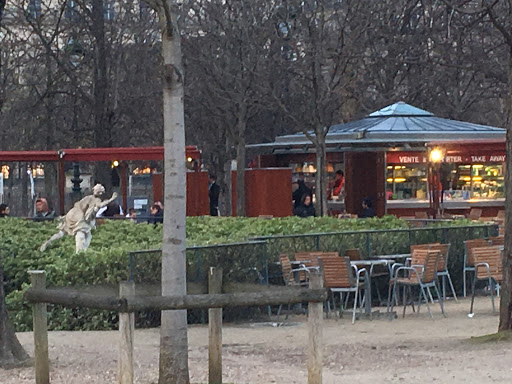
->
[443,0,512,333]
[268,0,367,216]
[182,0,277,216]
[0,0,30,367]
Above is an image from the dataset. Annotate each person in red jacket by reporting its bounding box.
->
[333,170,345,198]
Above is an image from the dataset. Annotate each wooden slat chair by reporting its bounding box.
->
[389,249,445,319]
[463,239,490,297]
[277,253,311,318]
[293,252,317,282]
[415,211,428,219]
[279,253,310,287]
[488,236,504,247]
[469,246,503,314]
[319,255,368,324]
[345,249,362,261]
[429,244,457,301]
[346,248,389,304]
[468,208,483,221]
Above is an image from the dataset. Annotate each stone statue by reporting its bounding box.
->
[40,184,118,253]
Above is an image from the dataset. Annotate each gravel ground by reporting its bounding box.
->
[1,297,511,383]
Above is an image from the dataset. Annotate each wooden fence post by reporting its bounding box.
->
[308,271,323,384]
[118,281,135,384]
[29,270,49,384]
[208,267,223,384]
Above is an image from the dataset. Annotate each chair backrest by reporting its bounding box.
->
[319,256,354,289]
[306,252,339,267]
[410,243,440,255]
[415,211,428,219]
[411,249,440,283]
[488,236,504,247]
[468,208,482,221]
[471,246,502,281]
[464,239,490,266]
[428,243,451,271]
[293,252,316,281]
[345,249,362,261]
[279,254,293,284]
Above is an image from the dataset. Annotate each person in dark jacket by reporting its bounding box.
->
[358,198,376,218]
[294,194,316,218]
[208,174,221,216]
[0,204,9,217]
[148,204,163,224]
[292,179,312,209]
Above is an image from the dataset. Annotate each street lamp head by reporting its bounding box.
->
[429,147,444,163]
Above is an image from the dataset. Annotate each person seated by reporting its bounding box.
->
[358,198,376,218]
[332,170,345,198]
[294,194,316,218]
[126,207,137,222]
[34,198,55,220]
[96,201,123,218]
[0,203,9,217]
[148,204,163,225]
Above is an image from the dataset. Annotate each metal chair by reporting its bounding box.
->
[389,249,445,319]
[277,253,311,318]
[469,246,502,315]
[386,243,439,309]
[429,244,457,301]
[488,236,504,247]
[319,255,367,324]
[463,239,490,297]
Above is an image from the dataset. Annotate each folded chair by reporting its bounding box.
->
[389,249,445,319]
[319,255,368,324]
[463,239,490,297]
[469,246,502,314]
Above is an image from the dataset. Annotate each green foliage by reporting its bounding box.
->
[0,216,493,331]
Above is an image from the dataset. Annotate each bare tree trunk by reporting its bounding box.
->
[0,254,29,367]
[235,126,246,216]
[21,163,28,217]
[314,133,328,216]
[92,0,112,194]
[499,50,512,332]
[223,136,233,217]
[157,1,190,382]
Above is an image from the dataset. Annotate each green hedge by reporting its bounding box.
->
[0,216,494,331]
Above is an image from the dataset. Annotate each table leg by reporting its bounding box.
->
[364,274,372,315]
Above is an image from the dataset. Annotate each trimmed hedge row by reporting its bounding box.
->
[0,216,493,331]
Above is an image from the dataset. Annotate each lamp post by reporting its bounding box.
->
[428,147,445,219]
[71,162,83,203]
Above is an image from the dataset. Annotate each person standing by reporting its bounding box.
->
[208,174,220,216]
[292,175,312,209]
[333,170,345,198]
[34,198,55,220]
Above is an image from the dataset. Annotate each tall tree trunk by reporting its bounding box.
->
[314,133,328,216]
[92,0,112,194]
[222,157,233,217]
[21,163,28,217]
[235,128,246,217]
[157,2,190,383]
[499,50,512,332]
[0,254,29,367]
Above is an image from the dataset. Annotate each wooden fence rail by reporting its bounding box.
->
[25,269,326,384]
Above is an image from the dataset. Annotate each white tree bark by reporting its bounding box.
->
[157,1,190,383]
